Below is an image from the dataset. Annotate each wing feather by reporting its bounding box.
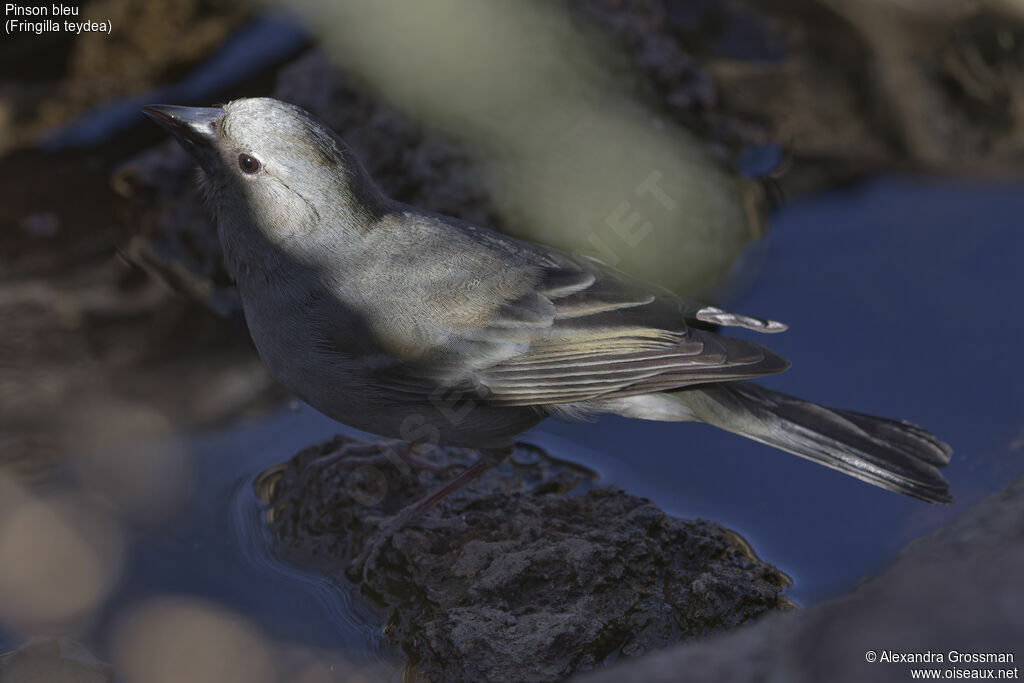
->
[357,212,790,407]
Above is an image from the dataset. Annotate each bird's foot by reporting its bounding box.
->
[346,508,469,583]
[345,458,497,583]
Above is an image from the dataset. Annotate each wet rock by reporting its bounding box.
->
[582,476,1024,683]
[257,434,794,682]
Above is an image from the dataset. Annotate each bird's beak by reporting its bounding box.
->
[142,104,225,150]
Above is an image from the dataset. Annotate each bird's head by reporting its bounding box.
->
[143,97,385,274]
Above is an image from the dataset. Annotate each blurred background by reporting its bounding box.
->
[1,0,1023,680]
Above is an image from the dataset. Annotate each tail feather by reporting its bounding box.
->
[675,382,953,504]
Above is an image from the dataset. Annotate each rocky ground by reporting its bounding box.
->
[256,435,794,682]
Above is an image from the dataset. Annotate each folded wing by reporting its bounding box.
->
[373,235,791,406]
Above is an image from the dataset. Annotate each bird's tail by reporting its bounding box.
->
[673,381,953,503]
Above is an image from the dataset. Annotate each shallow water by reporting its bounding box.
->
[106,407,398,671]
[2,175,1021,671]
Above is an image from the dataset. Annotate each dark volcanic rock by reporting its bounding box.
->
[257,434,794,682]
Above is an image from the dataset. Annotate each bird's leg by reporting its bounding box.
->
[347,446,512,581]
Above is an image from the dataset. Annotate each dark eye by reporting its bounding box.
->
[238,153,261,174]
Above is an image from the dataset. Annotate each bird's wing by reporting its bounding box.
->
[469,253,790,406]
[369,224,791,407]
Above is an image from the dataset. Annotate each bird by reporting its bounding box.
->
[142,97,952,536]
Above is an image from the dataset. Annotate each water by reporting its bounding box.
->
[96,409,372,654]
[3,175,1020,672]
